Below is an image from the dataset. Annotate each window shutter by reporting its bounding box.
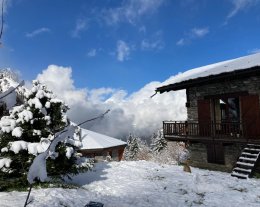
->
[240,95,260,138]
[198,99,211,136]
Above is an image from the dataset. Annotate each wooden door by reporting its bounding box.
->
[206,143,225,164]
[214,143,225,164]
[240,95,260,139]
[198,99,211,136]
[206,143,215,163]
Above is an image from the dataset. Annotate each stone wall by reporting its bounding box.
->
[187,76,260,121]
[188,143,245,172]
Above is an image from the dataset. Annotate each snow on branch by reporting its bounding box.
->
[27,125,76,184]
[27,109,110,184]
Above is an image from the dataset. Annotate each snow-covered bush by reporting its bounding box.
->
[0,80,91,190]
[135,139,152,161]
[146,129,188,164]
[151,141,188,165]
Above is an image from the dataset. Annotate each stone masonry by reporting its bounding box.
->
[187,76,260,121]
[188,143,245,172]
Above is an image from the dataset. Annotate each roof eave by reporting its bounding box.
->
[156,66,260,94]
[79,144,127,152]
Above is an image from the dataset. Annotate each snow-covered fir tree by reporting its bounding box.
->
[124,134,152,161]
[124,134,139,160]
[151,129,167,153]
[0,80,91,190]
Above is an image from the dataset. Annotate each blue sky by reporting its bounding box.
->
[1,0,260,93]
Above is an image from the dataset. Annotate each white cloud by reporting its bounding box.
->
[176,38,186,46]
[26,27,51,38]
[102,0,164,25]
[141,31,164,51]
[71,18,88,38]
[176,27,209,46]
[227,0,259,19]
[248,48,260,54]
[87,49,97,57]
[36,65,187,139]
[139,25,146,33]
[116,40,131,62]
[191,27,209,38]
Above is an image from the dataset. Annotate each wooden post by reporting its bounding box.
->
[183,160,191,173]
[118,148,124,161]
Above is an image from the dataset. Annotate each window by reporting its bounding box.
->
[214,97,240,123]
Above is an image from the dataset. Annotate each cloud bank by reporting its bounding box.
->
[37,65,186,140]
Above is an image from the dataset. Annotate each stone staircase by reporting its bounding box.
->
[231,144,260,179]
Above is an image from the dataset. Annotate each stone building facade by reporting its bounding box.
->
[156,53,260,176]
[185,75,260,173]
[187,75,260,122]
[188,143,245,172]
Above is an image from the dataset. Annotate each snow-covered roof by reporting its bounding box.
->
[80,128,126,150]
[157,53,260,92]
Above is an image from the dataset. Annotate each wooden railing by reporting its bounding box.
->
[163,121,248,140]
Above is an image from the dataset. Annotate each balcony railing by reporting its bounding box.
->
[163,121,251,141]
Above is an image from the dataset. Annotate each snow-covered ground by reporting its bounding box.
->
[0,161,260,207]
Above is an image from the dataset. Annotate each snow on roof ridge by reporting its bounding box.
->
[80,128,126,150]
[162,53,260,86]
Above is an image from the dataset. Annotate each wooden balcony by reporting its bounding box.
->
[163,121,260,144]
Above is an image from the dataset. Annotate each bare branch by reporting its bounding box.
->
[24,184,33,207]
[78,109,110,126]
[0,0,4,43]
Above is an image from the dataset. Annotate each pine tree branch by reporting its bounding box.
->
[24,109,111,206]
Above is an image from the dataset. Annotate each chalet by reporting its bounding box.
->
[79,128,127,161]
[156,53,260,179]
